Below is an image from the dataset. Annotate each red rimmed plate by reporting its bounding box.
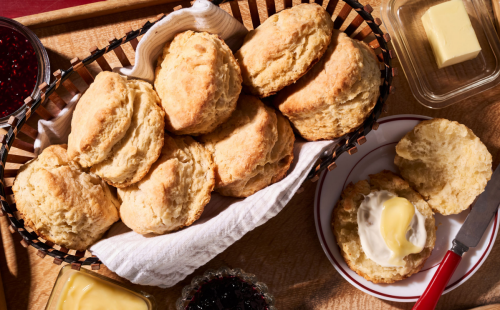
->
[314,114,499,302]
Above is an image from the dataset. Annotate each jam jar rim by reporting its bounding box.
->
[0,16,50,127]
[176,266,277,310]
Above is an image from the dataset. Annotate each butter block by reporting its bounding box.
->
[421,0,481,69]
[56,272,148,310]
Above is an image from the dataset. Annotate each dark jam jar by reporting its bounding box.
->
[177,267,276,310]
[0,17,49,125]
[0,27,38,117]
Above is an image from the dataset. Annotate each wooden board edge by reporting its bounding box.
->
[14,0,185,29]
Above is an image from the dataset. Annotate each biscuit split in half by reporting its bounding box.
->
[235,3,334,98]
[275,30,380,141]
[395,118,492,215]
[118,135,215,235]
[332,171,436,284]
[68,71,165,188]
[13,145,120,251]
[200,95,295,198]
[155,30,242,135]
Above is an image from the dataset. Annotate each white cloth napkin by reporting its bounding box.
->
[34,94,81,154]
[34,0,337,288]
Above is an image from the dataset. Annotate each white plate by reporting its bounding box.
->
[314,114,499,302]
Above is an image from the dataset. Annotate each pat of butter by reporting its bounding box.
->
[380,197,424,266]
[421,0,481,69]
[56,272,148,310]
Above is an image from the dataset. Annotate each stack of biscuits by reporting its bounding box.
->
[13,3,383,250]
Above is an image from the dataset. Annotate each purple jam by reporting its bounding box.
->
[0,26,38,118]
[186,276,269,310]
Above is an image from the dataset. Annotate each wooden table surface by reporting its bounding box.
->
[3,0,500,309]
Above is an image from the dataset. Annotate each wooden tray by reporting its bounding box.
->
[1,0,500,309]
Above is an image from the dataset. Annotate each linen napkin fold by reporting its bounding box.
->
[34,0,338,287]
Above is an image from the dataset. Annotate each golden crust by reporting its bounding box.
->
[154,31,242,135]
[395,118,493,215]
[332,171,436,284]
[118,135,215,235]
[13,145,120,251]
[68,72,165,187]
[68,71,133,167]
[90,79,165,187]
[275,30,380,141]
[235,3,333,98]
[200,95,295,197]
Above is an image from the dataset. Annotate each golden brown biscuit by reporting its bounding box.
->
[118,135,215,235]
[154,31,242,135]
[395,118,492,215]
[68,72,165,187]
[200,95,295,197]
[332,171,436,284]
[235,3,333,98]
[13,145,120,251]
[275,30,380,141]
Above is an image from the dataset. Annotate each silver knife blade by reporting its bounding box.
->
[455,165,500,249]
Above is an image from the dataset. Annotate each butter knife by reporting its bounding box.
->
[413,165,500,310]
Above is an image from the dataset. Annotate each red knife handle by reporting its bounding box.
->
[412,250,462,310]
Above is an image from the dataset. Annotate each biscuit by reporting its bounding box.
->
[200,95,295,197]
[275,30,380,141]
[395,118,492,215]
[68,72,165,187]
[13,145,120,251]
[154,31,242,135]
[235,3,333,98]
[332,171,436,284]
[118,135,215,235]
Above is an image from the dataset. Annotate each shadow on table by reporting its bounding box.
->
[0,216,32,310]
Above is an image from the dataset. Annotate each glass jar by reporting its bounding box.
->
[177,266,276,310]
[0,17,50,126]
[381,0,500,108]
[45,265,156,310]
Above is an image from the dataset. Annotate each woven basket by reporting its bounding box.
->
[0,0,394,270]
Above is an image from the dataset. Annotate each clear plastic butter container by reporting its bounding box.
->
[45,265,155,310]
[381,0,500,108]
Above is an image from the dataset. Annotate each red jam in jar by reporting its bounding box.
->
[0,26,38,118]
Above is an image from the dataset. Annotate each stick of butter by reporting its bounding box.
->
[421,0,481,69]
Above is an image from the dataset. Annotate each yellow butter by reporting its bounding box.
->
[421,0,481,69]
[380,197,423,266]
[56,272,148,310]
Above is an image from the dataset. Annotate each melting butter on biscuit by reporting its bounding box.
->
[357,190,427,267]
[381,197,424,266]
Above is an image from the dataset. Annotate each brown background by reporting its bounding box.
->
[2,0,500,309]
